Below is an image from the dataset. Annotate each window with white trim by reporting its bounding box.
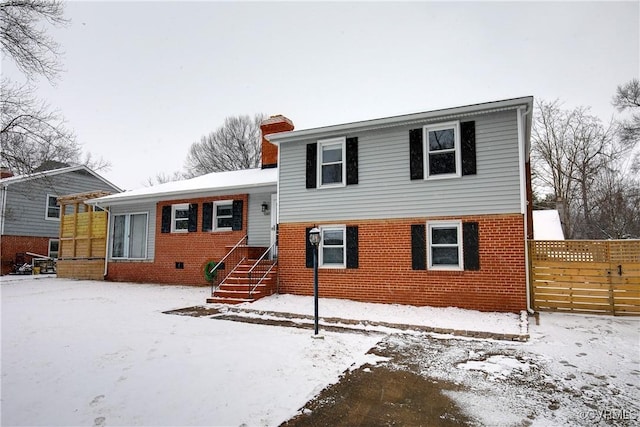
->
[171,204,189,233]
[320,226,346,268]
[318,137,346,187]
[214,200,233,231]
[427,221,463,270]
[112,213,148,259]
[48,239,59,259]
[424,121,461,178]
[45,194,60,220]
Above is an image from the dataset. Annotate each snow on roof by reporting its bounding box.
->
[533,210,565,240]
[90,167,277,205]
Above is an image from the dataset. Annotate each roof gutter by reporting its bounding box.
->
[86,181,277,207]
[0,185,7,235]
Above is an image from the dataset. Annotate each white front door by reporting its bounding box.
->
[270,193,278,258]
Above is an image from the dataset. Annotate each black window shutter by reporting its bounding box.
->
[463,222,480,270]
[346,226,359,268]
[409,129,424,180]
[305,227,314,268]
[202,202,213,232]
[161,206,171,233]
[231,200,243,230]
[461,121,476,176]
[188,203,198,232]
[306,143,317,189]
[411,224,426,270]
[346,137,358,185]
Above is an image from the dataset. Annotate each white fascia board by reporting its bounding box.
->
[267,96,534,144]
[87,181,277,206]
[0,165,123,193]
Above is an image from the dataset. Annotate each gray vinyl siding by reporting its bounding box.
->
[108,202,156,260]
[2,170,119,237]
[279,110,522,223]
[247,192,274,247]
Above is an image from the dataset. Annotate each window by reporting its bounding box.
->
[320,226,346,268]
[112,213,148,259]
[427,221,462,270]
[318,137,346,187]
[172,204,189,233]
[45,195,60,220]
[214,201,233,231]
[424,121,461,178]
[48,239,59,259]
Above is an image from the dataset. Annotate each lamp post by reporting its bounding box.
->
[308,227,321,336]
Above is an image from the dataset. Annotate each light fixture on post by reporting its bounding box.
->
[261,202,269,214]
[308,227,321,337]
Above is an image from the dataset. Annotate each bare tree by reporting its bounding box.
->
[531,100,622,238]
[0,1,109,175]
[0,0,67,82]
[184,114,265,177]
[144,170,186,187]
[591,165,640,239]
[1,79,76,174]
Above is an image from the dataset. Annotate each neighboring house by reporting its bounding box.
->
[86,116,293,289]
[268,97,534,312]
[0,165,122,275]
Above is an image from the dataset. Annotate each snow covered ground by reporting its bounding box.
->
[2,276,639,426]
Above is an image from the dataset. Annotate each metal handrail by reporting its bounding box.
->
[210,234,247,295]
[248,241,277,298]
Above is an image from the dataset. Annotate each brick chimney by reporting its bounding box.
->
[260,115,294,169]
[1,167,13,179]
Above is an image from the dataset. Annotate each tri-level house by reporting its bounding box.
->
[268,97,533,312]
[0,164,122,275]
[85,97,533,312]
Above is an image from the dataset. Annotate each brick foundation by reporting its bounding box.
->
[277,214,527,312]
[1,235,52,275]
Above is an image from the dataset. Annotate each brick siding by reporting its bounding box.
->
[277,214,527,312]
[106,195,249,286]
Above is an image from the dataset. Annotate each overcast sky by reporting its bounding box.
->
[4,1,639,190]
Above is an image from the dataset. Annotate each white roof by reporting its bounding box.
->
[533,210,565,240]
[89,167,277,205]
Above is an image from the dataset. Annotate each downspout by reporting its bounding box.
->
[0,185,7,236]
[517,104,535,315]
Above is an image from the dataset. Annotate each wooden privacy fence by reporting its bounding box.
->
[56,191,112,280]
[529,240,640,315]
